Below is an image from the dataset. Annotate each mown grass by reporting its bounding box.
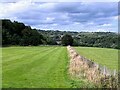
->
[74,47,118,70]
[0,47,2,88]
[2,46,95,88]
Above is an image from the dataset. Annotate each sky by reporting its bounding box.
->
[0,0,119,32]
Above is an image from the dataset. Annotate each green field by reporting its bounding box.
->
[2,46,118,88]
[2,46,94,88]
[74,47,118,70]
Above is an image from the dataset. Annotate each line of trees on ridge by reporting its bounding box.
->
[2,19,120,49]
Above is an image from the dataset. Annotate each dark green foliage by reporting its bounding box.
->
[47,38,57,45]
[38,30,119,49]
[2,19,45,46]
[2,19,120,48]
[61,34,73,46]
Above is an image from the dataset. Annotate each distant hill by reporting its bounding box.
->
[38,30,119,49]
[2,19,120,49]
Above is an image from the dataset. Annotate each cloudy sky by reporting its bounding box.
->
[0,0,119,32]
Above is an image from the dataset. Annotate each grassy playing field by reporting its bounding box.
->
[74,47,118,70]
[2,46,94,88]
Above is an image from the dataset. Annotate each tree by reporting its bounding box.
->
[2,29,12,45]
[2,19,46,46]
[61,34,73,46]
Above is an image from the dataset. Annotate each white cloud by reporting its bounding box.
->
[96,29,106,32]
[0,0,119,2]
[38,3,55,10]
[0,0,32,18]
[32,0,119,2]
[52,23,58,26]
[87,22,94,25]
[101,24,112,27]
[74,22,80,25]
[0,2,118,32]
[46,17,54,22]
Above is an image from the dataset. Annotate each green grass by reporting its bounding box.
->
[2,46,94,88]
[0,47,2,88]
[74,47,118,70]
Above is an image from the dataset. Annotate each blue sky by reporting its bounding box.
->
[0,0,119,32]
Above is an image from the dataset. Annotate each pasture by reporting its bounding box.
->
[74,47,118,70]
[2,46,94,88]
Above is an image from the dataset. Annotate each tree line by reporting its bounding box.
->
[2,19,120,49]
[2,19,47,46]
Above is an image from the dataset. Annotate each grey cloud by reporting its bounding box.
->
[54,2,117,23]
[4,2,118,32]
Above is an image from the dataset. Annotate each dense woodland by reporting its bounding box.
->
[2,19,120,49]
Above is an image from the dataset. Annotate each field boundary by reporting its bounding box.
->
[67,46,118,88]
